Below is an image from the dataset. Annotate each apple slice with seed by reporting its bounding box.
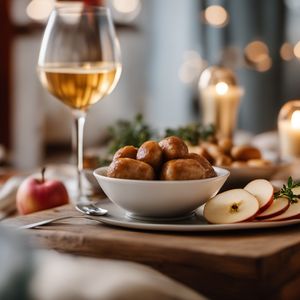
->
[244,179,274,213]
[203,189,259,224]
[256,197,290,220]
[267,186,300,221]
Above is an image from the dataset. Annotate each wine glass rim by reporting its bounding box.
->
[54,5,110,15]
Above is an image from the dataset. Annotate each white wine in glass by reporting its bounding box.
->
[38,5,121,200]
[38,62,121,110]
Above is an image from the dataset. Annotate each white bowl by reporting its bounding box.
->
[223,163,291,188]
[93,166,230,219]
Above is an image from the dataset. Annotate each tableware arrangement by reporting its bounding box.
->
[37,4,121,202]
[12,4,295,232]
[82,113,288,191]
[90,200,300,232]
[92,136,229,219]
[19,199,300,231]
[94,166,229,219]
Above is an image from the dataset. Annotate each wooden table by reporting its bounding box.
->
[3,204,300,300]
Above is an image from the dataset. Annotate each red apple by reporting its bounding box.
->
[244,179,274,213]
[16,168,69,215]
[256,197,290,220]
[203,189,259,224]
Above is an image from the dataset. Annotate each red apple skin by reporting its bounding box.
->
[277,213,300,221]
[266,212,300,222]
[258,196,274,214]
[16,177,69,215]
[243,213,259,223]
[256,202,290,220]
[244,179,274,214]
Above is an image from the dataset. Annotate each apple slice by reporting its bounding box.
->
[267,186,300,221]
[256,197,290,220]
[266,199,300,221]
[244,179,274,213]
[293,186,300,196]
[204,189,259,224]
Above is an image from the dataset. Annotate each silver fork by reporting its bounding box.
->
[18,202,108,229]
[18,215,102,230]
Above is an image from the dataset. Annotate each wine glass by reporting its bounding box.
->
[37,4,121,200]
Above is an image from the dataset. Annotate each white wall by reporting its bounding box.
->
[144,0,199,130]
[12,34,44,170]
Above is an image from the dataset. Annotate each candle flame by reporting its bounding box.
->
[215,82,229,95]
[291,111,300,129]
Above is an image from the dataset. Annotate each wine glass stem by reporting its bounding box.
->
[72,110,86,198]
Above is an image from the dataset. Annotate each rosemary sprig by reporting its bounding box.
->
[274,176,300,204]
[164,123,215,145]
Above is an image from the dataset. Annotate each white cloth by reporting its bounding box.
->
[30,251,205,300]
[0,176,24,219]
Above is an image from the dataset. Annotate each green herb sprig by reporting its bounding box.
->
[274,177,300,204]
[165,123,215,145]
[107,114,152,154]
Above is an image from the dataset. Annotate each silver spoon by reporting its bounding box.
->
[75,203,108,216]
[18,203,107,230]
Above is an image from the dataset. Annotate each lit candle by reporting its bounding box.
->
[199,66,243,138]
[200,81,243,138]
[279,104,300,161]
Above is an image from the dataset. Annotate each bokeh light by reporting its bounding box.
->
[256,57,272,72]
[280,42,294,61]
[26,0,54,22]
[112,0,140,14]
[178,51,206,84]
[111,0,141,22]
[244,41,269,64]
[244,40,272,72]
[203,5,229,28]
[293,41,300,59]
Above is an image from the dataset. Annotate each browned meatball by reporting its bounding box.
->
[202,142,223,160]
[160,159,206,180]
[107,158,155,180]
[137,141,163,170]
[198,146,214,163]
[214,154,232,167]
[159,136,188,161]
[186,153,216,178]
[231,145,261,161]
[218,137,233,154]
[113,146,138,161]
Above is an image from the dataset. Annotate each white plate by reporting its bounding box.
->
[94,199,300,232]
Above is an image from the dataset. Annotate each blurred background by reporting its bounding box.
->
[1,0,300,170]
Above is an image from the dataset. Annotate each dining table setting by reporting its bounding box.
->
[2,125,300,300]
[2,1,300,300]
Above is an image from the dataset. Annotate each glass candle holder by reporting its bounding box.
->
[198,66,243,138]
[278,100,300,162]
